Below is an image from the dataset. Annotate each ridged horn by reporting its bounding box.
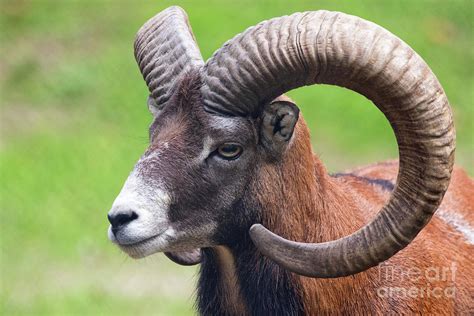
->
[202,11,455,278]
[134,6,203,110]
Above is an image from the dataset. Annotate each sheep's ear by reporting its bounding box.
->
[147,96,162,117]
[260,100,299,156]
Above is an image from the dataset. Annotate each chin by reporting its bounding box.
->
[109,225,178,259]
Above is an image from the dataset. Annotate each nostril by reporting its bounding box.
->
[108,211,138,229]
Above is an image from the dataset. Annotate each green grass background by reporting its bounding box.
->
[1,0,472,315]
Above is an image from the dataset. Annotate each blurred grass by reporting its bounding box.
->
[0,0,472,315]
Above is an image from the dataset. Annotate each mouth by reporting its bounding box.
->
[117,234,162,258]
[109,226,174,259]
[119,233,162,247]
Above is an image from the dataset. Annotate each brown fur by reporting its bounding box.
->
[255,117,474,314]
[213,246,248,315]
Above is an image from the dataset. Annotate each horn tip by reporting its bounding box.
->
[249,223,265,234]
[249,224,272,246]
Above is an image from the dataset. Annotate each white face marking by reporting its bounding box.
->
[108,152,218,258]
[108,168,174,256]
[437,209,474,244]
[137,144,167,163]
[138,152,160,163]
[209,116,239,132]
[117,226,179,259]
[196,136,214,162]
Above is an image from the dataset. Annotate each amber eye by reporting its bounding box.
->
[217,143,243,160]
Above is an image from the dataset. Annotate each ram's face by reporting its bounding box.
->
[107,79,259,258]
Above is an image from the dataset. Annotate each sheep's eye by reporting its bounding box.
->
[217,143,243,160]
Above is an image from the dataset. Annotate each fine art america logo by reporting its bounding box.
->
[377,262,457,299]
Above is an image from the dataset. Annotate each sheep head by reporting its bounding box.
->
[107,6,455,277]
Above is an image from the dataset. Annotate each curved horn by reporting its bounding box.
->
[135,6,203,110]
[202,11,455,277]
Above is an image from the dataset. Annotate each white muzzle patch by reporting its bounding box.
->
[108,170,176,258]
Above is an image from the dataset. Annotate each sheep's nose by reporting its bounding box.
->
[108,211,138,232]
